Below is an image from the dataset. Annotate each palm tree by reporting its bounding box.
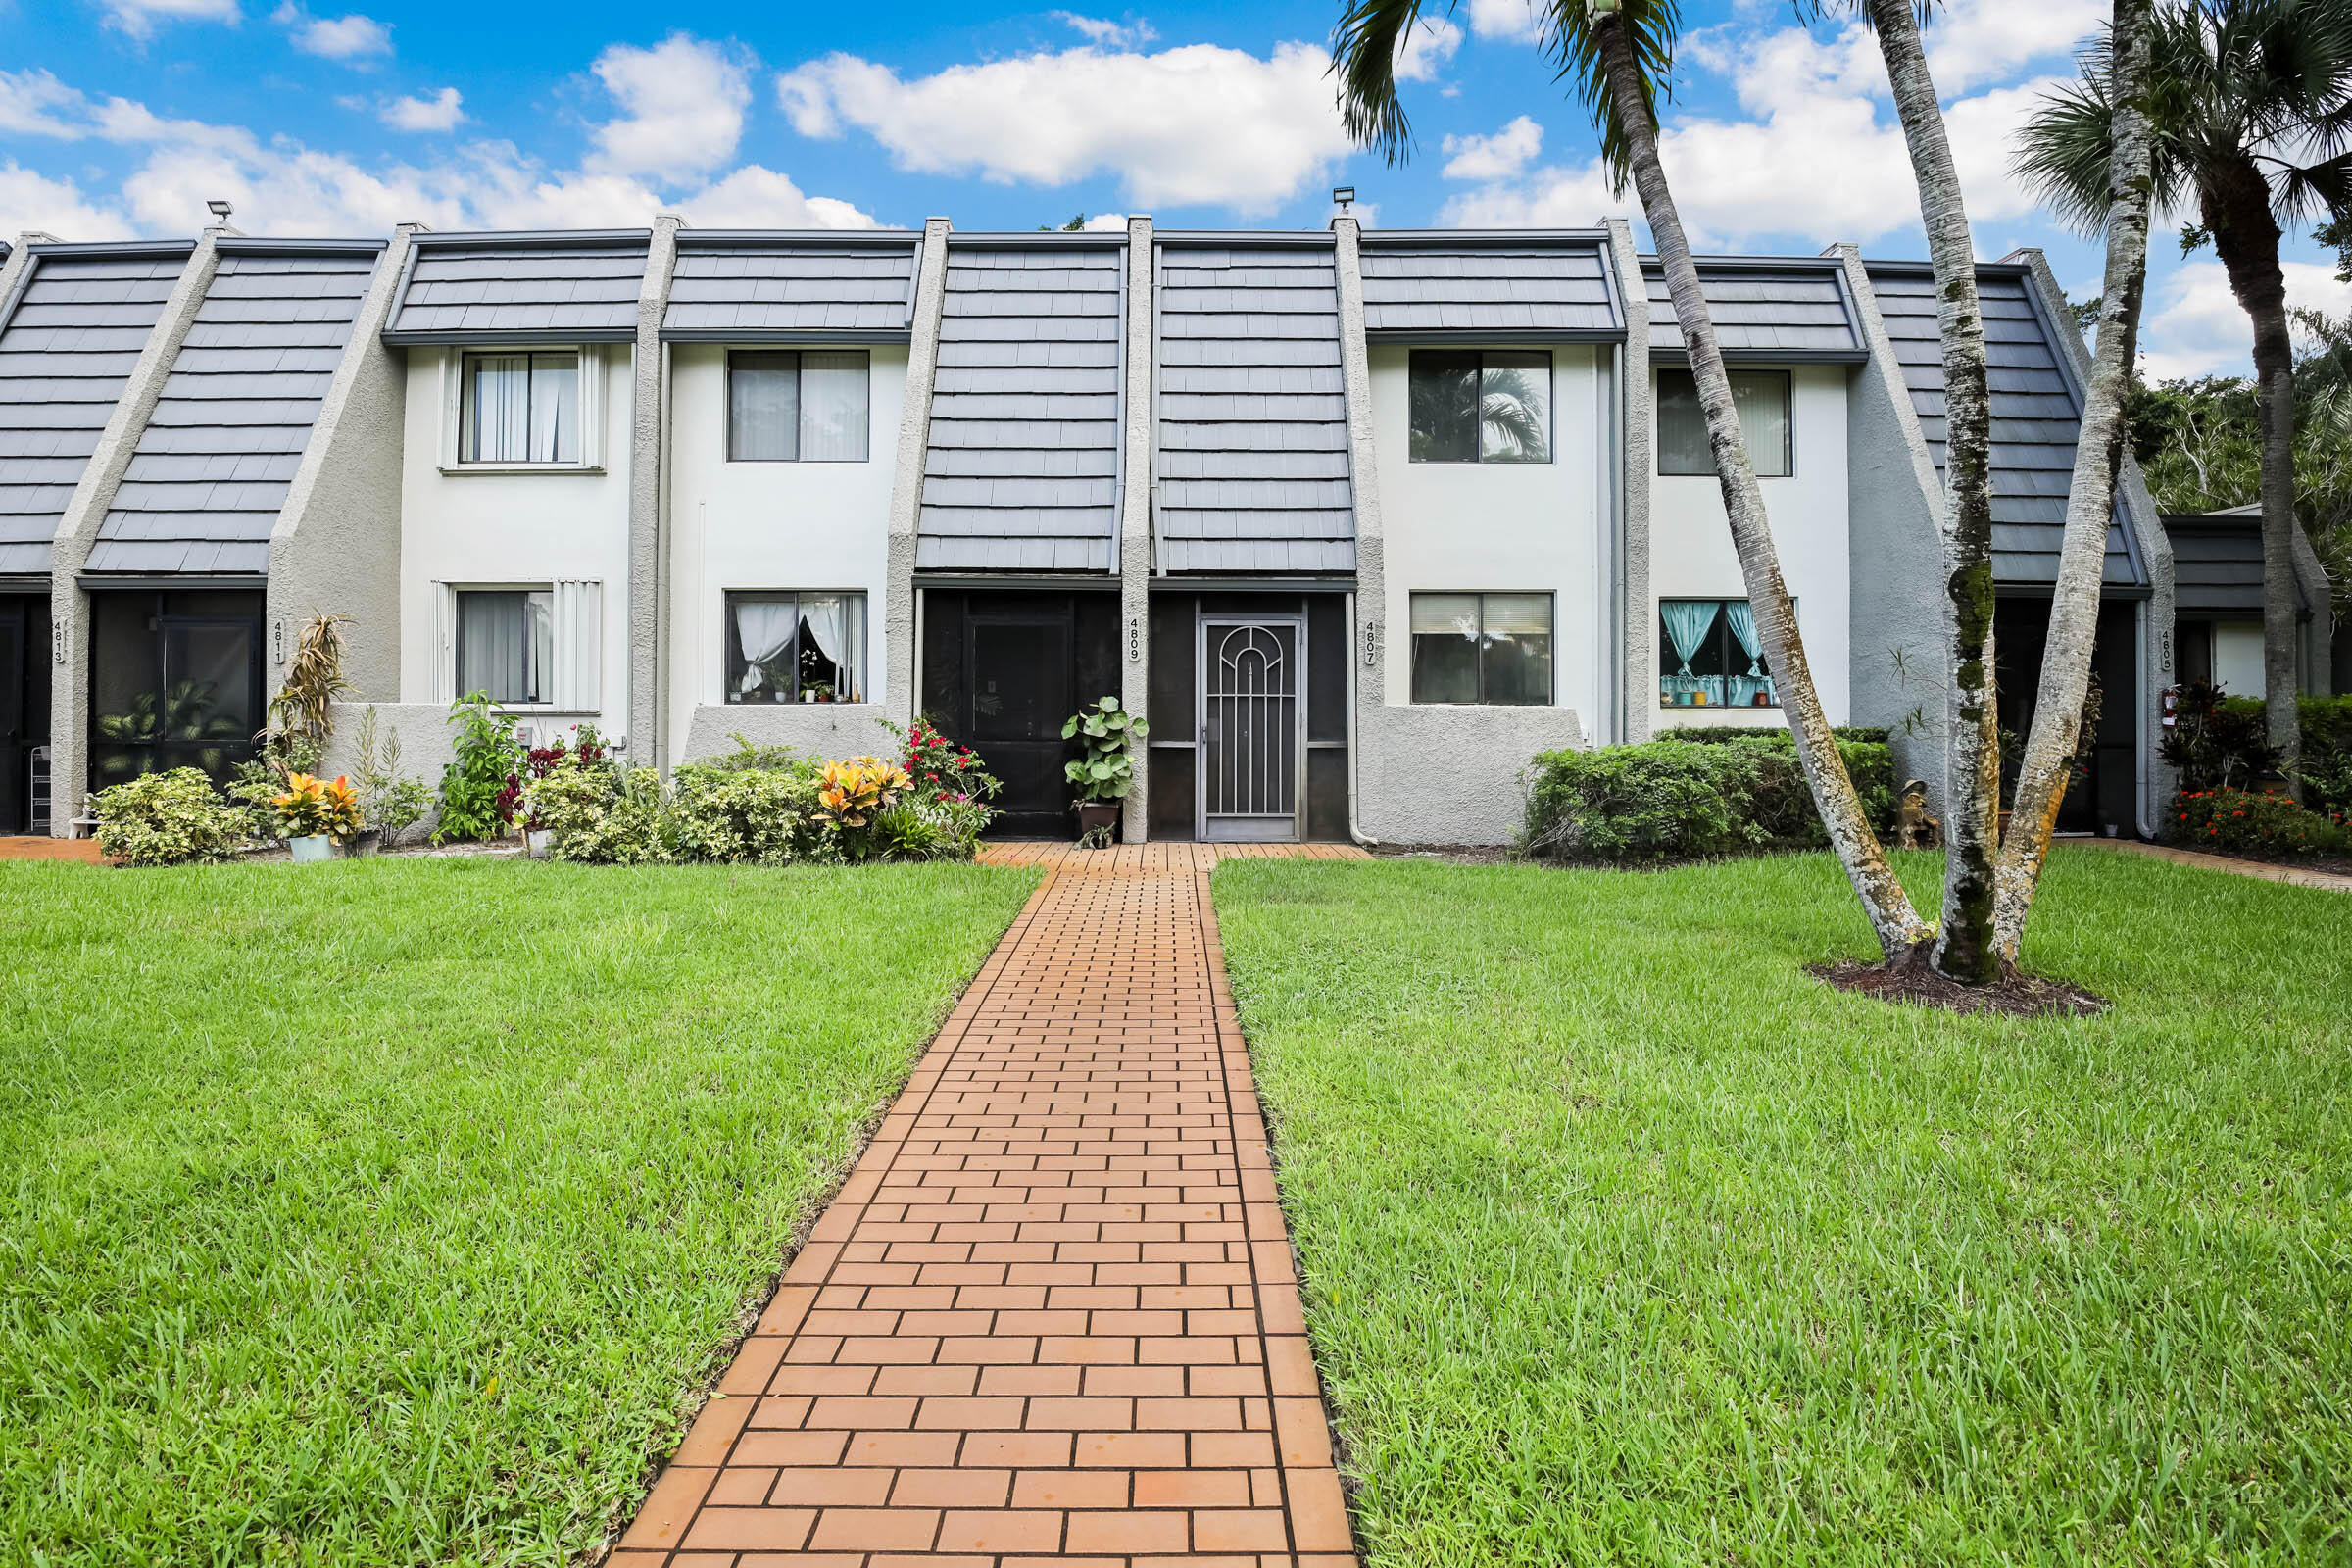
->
[2016,0,2352,786]
[1335,0,1932,958]
[1997,0,2160,959]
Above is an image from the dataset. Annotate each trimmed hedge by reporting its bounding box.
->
[2167,786,2349,858]
[1526,734,1895,864]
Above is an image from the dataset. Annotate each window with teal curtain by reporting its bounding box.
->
[1658,600,1778,709]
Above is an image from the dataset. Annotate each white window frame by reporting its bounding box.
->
[434,579,603,711]
[438,346,606,473]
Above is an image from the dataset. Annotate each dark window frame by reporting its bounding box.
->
[1406,349,1555,465]
[723,589,870,705]
[1657,598,1780,710]
[1408,590,1556,706]
[1655,368,1793,478]
[725,349,873,464]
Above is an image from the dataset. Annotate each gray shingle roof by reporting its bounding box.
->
[383,232,647,343]
[1645,260,1864,361]
[918,243,1123,573]
[1865,264,2143,589]
[87,243,381,576]
[1154,242,1353,575]
[663,235,918,339]
[2163,507,2312,615]
[1359,234,1619,337]
[0,244,190,575]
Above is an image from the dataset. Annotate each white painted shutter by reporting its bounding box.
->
[551,579,602,710]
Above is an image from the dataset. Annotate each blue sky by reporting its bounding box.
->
[4,0,2345,376]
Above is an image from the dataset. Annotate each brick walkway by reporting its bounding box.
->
[0,836,103,861]
[613,842,1368,1568]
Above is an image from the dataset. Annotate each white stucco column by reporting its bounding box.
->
[1119,216,1155,843]
[885,219,954,730]
[631,213,681,768]
[1329,215,1385,842]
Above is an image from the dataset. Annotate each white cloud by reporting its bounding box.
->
[100,0,238,40]
[1051,12,1156,49]
[1465,0,1543,43]
[289,12,391,60]
[0,65,875,240]
[774,40,1353,213]
[681,165,879,228]
[379,86,462,132]
[0,70,90,138]
[1923,0,2104,93]
[2139,260,2352,380]
[1082,211,1130,231]
[590,33,752,180]
[0,162,127,237]
[1445,12,2064,248]
[1394,16,1462,83]
[1442,115,1542,181]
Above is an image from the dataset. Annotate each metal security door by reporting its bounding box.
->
[1199,616,1302,842]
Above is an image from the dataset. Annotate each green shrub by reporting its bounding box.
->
[2167,786,2349,858]
[1524,734,1896,865]
[2292,694,2352,813]
[434,693,523,844]
[89,768,252,867]
[1670,723,1889,746]
[520,760,672,865]
[692,735,807,774]
[669,760,834,864]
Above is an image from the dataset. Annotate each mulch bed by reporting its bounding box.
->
[1810,956,2107,1019]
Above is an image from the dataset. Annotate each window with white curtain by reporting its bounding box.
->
[461,352,582,464]
[1659,599,1779,709]
[457,589,554,704]
[727,351,870,462]
[724,591,868,704]
[1656,369,1791,477]
[1408,592,1553,705]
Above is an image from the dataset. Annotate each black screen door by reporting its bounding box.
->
[966,614,1072,835]
[0,606,22,833]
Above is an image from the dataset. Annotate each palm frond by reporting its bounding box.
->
[1331,0,1434,165]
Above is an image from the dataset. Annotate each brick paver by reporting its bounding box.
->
[612,841,1367,1568]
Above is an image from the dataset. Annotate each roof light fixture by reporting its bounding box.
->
[1332,185,1356,211]
[206,199,233,222]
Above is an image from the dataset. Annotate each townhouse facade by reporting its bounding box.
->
[0,214,2334,845]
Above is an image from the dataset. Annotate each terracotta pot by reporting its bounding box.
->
[1074,802,1119,841]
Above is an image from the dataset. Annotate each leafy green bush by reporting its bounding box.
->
[2291,694,2352,813]
[1525,734,1896,865]
[89,768,252,867]
[1670,723,1889,746]
[669,760,834,865]
[434,693,524,844]
[2167,787,2349,858]
[520,760,672,865]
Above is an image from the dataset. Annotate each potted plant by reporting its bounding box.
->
[273,772,362,862]
[1062,695,1147,842]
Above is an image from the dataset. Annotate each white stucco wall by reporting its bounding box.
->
[664,343,906,762]
[1369,344,1607,719]
[1647,363,1850,731]
[397,344,635,747]
[2212,620,2265,696]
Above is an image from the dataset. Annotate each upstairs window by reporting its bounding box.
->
[1660,599,1778,709]
[728,350,871,462]
[1656,368,1791,477]
[726,591,868,704]
[1408,351,1552,464]
[461,352,580,465]
[1409,593,1553,705]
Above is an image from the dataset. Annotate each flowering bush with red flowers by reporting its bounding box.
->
[890,716,1001,809]
[500,723,612,829]
[2166,787,2349,858]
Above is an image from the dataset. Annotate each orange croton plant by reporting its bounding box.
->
[816,758,910,828]
[273,772,365,841]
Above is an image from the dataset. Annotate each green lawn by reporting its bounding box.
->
[1213,848,2352,1566]
[0,857,1037,1567]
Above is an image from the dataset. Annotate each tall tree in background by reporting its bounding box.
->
[1999,0,2160,959]
[1334,0,1931,958]
[2018,0,2352,786]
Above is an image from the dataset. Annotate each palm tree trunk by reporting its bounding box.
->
[2202,157,2302,783]
[1862,0,2000,984]
[1995,0,2156,962]
[1593,14,1930,958]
